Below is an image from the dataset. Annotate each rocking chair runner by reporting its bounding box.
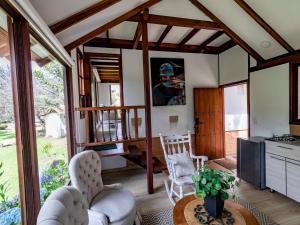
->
[159,131,208,205]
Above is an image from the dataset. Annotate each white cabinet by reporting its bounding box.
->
[266,140,300,202]
[266,153,286,195]
[286,159,300,202]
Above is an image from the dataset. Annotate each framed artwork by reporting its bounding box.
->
[150,58,186,106]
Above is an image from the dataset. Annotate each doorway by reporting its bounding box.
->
[223,83,248,160]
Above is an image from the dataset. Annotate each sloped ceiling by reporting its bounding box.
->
[29,0,102,25]
[28,0,300,60]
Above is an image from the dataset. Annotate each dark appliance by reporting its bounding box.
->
[237,136,267,189]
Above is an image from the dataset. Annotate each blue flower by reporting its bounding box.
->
[0,207,21,225]
[40,172,54,185]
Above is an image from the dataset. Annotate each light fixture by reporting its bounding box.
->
[260,41,271,48]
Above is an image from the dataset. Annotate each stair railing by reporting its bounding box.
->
[75,105,146,147]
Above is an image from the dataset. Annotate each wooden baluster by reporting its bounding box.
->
[108,109,112,141]
[127,108,131,140]
[93,110,97,143]
[114,109,118,141]
[121,109,127,140]
[85,110,90,145]
[101,110,105,142]
[134,108,139,139]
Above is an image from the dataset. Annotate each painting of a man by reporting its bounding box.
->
[151,58,186,106]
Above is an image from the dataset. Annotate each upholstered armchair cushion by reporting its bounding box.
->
[69,150,104,206]
[37,186,89,225]
[90,188,135,223]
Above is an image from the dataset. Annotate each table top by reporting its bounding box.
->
[173,195,259,225]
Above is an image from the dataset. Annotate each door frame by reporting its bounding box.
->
[220,80,250,157]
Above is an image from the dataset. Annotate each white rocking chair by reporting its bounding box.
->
[159,131,208,205]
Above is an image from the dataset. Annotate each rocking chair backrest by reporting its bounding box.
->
[159,131,193,176]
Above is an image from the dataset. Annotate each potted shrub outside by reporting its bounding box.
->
[192,167,239,218]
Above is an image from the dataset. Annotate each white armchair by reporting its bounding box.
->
[69,150,139,225]
[37,186,106,225]
[159,131,208,205]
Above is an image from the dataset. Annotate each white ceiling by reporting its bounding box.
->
[150,0,211,21]
[244,0,300,50]
[28,0,300,59]
[56,0,147,46]
[29,0,102,25]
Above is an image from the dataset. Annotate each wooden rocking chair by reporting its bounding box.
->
[159,131,208,205]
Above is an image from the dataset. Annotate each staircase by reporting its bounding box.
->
[122,145,166,174]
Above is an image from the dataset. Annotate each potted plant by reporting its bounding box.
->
[192,167,239,218]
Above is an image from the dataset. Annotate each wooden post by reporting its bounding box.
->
[64,66,76,159]
[142,15,154,194]
[8,18,40,225]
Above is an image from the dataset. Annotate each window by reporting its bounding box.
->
[290,63,300,124]
[30,35,69,204]
[110,84,121,106]
[0,8,22,224]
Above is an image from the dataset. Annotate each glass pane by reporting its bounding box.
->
[30,36,69,204]
[110,84,120,106]
[0,9,22,225]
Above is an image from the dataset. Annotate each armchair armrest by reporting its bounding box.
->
[88,210,108,225]
[103,183,123,190]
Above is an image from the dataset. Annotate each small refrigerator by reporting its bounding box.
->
[237,136,267,189]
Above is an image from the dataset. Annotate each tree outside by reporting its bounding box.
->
[0,59,69,225]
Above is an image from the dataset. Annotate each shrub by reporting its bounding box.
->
[0,125,7,131]
[0,207,21,225]
[40,160,69,200]
[41,143,53,156]
[0,162,9,211]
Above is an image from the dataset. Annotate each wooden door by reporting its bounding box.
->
[194,88,224,159]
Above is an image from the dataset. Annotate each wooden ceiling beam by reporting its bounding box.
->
[234,0,294,53]
[129,14,222,30]
[50,0,121,34]
[84,37,219,54]
[198,31,223,52]
[216,40,237,54]
[65,0,162,51]
[91,61,119,66]
[250,50,300,72]
[156,25,172,46]
[189,0,264,62]
[133,22,143,49]
[178,28,200,47]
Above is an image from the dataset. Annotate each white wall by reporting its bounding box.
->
[250,63,289,137]
[219,46,248,85]
[85,47,219,137]
[122,49,219,137]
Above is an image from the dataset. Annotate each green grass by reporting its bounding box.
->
[0,131,67,198]
[0,130,15,141]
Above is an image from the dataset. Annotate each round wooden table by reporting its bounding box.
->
[173,195,259,225]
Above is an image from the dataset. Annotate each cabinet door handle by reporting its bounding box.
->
[287,161,300,167]
[270,155,284,161]
[277,145,294,150]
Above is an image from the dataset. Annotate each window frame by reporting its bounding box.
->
[0,2,75,225]
[290,62,300,124]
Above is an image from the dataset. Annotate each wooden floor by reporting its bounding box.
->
[102,162,300,225]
